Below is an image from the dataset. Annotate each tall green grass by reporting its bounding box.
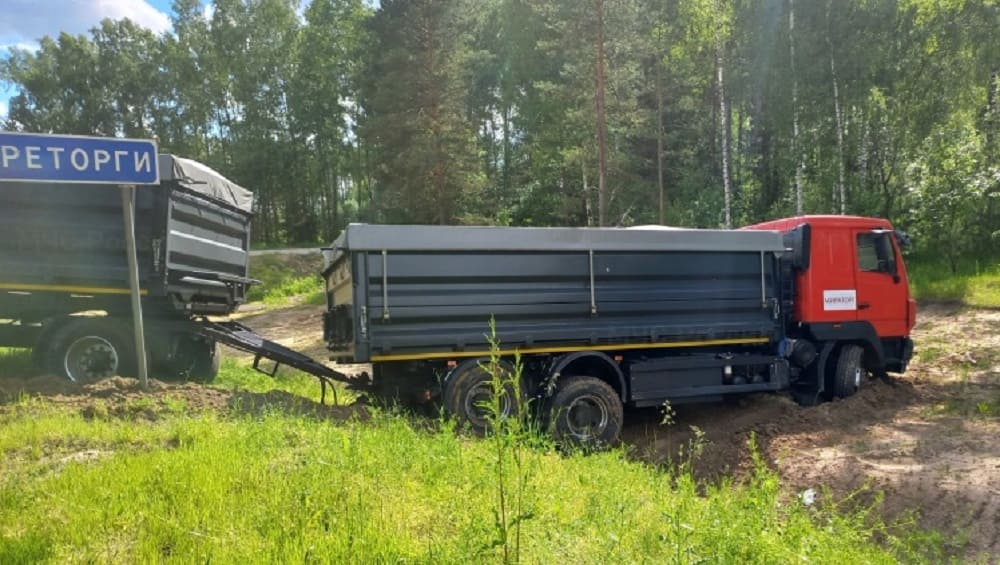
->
[213,358,354,405]
[0,348,34,377]
[907,256,1000,307]
[246,253,325,305]
[0,407,943,564]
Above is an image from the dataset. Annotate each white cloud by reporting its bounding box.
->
[0,0,171,45]
[0,99,8,119]
[1,41,40,53]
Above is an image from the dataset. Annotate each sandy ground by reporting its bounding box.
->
[2,301,998,558]
[622,303,1000,560]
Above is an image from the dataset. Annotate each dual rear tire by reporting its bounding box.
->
[443,361,623,448]
[547,376,623,448]
[39,317,219,384]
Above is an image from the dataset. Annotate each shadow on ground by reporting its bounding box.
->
[0,374,368,423]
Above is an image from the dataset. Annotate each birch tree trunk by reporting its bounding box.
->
[595,0,610,227]
[789,0,803,215]
[715,0,732,228]
[827,2,847,215]
[582,156,593,226]
[829,43,846,214]
[656,60,666,225]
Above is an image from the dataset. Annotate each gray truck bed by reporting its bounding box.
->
[324,224,786,362]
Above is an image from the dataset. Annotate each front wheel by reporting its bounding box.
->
[831,344,865,398]
[548,376,623,449]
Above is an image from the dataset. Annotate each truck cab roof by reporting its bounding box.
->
[743,215,893,232]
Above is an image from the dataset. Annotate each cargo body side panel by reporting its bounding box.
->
[355,249,780,360]
[0,181,159,319]
[163,188,253,312]
[0,176,253,320]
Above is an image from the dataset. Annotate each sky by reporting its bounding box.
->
[0,0,187,119]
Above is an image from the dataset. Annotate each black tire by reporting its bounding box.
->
[45,318,135,383]
[190,341,221,383]
[166,338,220,383]
[831,344,865,398]
[443,360,520,434]
[549,376,623,449]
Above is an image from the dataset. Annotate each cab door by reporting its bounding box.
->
[853,229,908,337]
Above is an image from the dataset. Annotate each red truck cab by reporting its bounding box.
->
[745,215,915,378]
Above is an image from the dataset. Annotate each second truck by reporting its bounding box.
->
[323,216,915,445]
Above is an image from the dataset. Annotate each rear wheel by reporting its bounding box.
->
[166,337,220,383]
[46,318,134,383]
[549,376,623,449]
[831,344,865,398]
[443,360,520,434]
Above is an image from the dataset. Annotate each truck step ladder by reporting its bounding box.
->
[197,319,356,405]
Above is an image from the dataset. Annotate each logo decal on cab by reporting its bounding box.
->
[823,289,857,311]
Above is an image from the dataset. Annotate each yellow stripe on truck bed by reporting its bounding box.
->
[370,336,771,362]
[0,283,149,296]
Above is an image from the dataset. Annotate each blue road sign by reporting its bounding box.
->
[0,132,159,185]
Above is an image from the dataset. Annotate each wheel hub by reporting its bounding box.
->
[64,336,119,383]
[565,394,609,440]
[464,381,511,428]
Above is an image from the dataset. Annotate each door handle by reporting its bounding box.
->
[858,302,871,310]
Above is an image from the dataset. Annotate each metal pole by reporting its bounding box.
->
[120,184,150,390]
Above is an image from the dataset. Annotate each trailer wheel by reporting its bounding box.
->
[549,376,623,449]
[444,361,520,434]
[831,344,865,398]
[46,318,134,383]
[168,338,220,383]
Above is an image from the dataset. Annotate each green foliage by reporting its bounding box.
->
[0,0,997,257]
[907,256,1000,307]
[0,403,943,562]
[480,319,539,563]
[907,117,999,272]
[246,253,325,304]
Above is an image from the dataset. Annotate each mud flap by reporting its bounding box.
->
[792,341,835,407]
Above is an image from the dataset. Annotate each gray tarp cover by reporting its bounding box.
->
[159,154,254,213]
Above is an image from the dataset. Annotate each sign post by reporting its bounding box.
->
[119,184,150,389]
[0,132,159,390]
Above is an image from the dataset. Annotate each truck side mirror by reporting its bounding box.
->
[781,224,811,271]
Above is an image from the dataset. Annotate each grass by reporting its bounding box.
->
[907,255,1000,307]
[213,358,354,405]
[246,253,325,306]
[0,401,944,564]
[924,394,1000,419]
[0,348,33,376]
[0,347,946,563]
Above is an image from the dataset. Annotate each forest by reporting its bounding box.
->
[1,0,998,267]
